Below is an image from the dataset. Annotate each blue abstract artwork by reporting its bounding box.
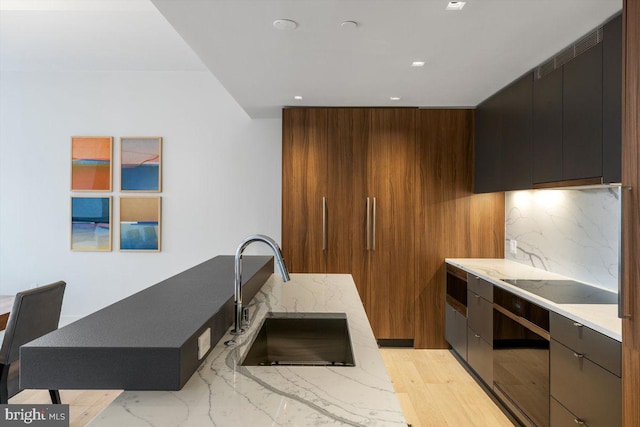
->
[71,197,111,251]
[121,137,162,191]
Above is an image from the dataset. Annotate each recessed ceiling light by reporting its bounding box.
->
[412,61,426,67]
[390,96,401,101]
[446,1,466,11]
[294,95,303,100]
[273,19,298,30]
[341,21,358,30]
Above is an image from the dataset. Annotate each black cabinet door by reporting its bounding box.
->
[603,14,622,183]
[501,73,533,191]
[445,303,468,361]
[563,43,603,180]
[474,94,502,193]
[533,67,563,184]
[467,326,493,386]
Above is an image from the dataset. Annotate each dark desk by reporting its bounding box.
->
[20,256,273,391]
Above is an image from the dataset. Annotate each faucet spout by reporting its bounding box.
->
[232,234,290,335]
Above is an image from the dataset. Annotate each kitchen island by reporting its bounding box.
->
[89,273,406,426]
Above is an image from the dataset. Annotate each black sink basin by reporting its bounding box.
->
[241,312,355,367]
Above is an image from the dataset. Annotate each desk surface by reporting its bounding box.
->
[20,256,274,390]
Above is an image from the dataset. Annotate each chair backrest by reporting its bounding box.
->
[0,281,66,365]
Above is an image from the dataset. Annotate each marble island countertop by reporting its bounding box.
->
[89,274,406,427]
[446,258,621,341]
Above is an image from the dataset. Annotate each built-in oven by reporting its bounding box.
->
[493,287,550,427]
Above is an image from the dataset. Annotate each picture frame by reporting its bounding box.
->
[120,137,162,192]
[71,196,112,251]
[71,136,113,191]
[120,196,161,252]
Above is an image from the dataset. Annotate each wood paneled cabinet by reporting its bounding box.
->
[282,108,416,340]
[281,108,328,274]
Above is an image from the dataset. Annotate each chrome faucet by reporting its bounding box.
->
[232,234,290,335]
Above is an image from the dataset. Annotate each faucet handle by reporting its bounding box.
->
[242,307,250,327]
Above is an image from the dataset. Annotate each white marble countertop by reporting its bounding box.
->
[446,258,621,341]
[89,274,406,427]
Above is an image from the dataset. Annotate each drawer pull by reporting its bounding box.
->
[573,322,583,327]
[573,352,584,359]
[474,334,481,338]
[574,418,585,425]
[475,294,481,299]
[475,276,480,280]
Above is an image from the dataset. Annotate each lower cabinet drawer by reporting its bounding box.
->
[467,290,493,342]
[550,312,621,376]
[467,326,492,386]
[550,339,621,427]
[551,397,581,426]
[446,303,467,361]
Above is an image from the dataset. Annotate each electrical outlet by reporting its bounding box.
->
[198,328,211,360]
[509,239,518,255]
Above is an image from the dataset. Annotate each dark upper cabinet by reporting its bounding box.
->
[533,67,563,184]
[474,73,532,193]
[562,42,603,180]
[475,13,622,192]
[603,14,622,183]
[474,93,502,193]
[501,74,533,191]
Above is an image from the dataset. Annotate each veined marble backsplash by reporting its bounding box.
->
[505,187,620,291]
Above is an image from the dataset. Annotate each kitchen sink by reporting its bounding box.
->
[241,312,355,367]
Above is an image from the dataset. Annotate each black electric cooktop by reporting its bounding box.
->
[501,279,618,304]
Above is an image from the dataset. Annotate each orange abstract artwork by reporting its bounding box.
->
[71,137,112,191]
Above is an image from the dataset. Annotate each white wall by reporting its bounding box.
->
[505,188,620,291]
[0,70,282,323]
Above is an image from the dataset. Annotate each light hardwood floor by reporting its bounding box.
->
[10,349,513,427]
[380,349,515,427]
[9,389,121,427]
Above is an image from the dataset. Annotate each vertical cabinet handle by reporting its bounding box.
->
[372,197,377,251]
[322,197,327,251]
[366,198,371,251]
[619,185,633,319]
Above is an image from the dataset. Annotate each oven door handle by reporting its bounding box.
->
[493,303,550,341]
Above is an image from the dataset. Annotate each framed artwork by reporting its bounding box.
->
[71,196,112,251]
[120,137,162,192]
[71,136,113,191]
[120,196,161,251]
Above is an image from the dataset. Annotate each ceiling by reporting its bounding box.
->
[1,0,622,118]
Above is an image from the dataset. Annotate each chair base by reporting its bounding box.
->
[49,389,61,404]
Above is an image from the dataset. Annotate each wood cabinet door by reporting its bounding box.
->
[367,109,417,339]
[326,109,370,305]
[281,108,328,273]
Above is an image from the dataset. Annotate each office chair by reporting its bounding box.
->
[0,281,66,404]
